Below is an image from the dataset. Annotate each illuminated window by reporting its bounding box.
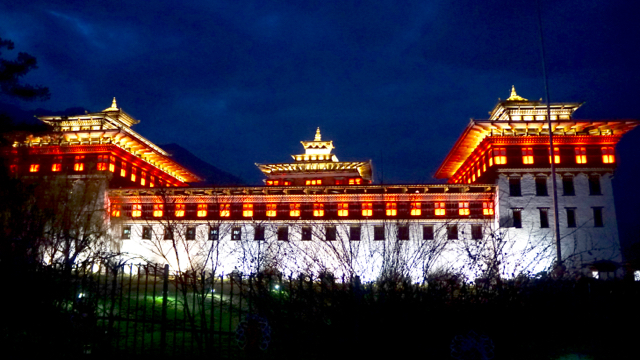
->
[338,203,349,217]
[434,202,445,216]
[140,171,146,186]
[313,203,324,217]
[219,204,230,217]
[411,202,422,216]
[267,180,273,185]
[362,203,373,216]
[131,167,137,182]
[266,203,277,217]
[602,147,615,163]
[243,203,253,217]
[522,148,534,164]
[74,156,84,171]
[153,204,164,217]
[150,176,155,188]
[305,179,323,185]
[488,152,494,167]
[111,204,121,217]
[458,202,470,216]
[348,178,362,185]
[477,165,481,177]
[197,204,207,217]
[29,164,39,172]
[283,180,291,186]
[549,147,560,164]
[386,202,397,216]
[493,148,507,165]
[483,202,494,215]
[120,161,126,177]
[52,156,63,172]
[109,156,116,172]
[175,204,185,217]
[575,147,587,164]
[97,155,108,171]
[290,203,301,217]
[132,204,142,218]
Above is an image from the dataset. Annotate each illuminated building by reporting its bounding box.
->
[4,91,638,280]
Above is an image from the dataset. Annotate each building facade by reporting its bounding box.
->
[5,89,637,281]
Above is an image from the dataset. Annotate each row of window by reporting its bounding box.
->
[457,146,616,184]
[26,155,176,187]
[511,207,604,228]
[509,175,602,197]
[121,223,483,241]
[265,178,365,186]
[112,201,496,218]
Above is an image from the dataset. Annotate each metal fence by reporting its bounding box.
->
[13,262,640,359]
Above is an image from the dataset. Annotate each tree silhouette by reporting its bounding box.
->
[0,38,50,101]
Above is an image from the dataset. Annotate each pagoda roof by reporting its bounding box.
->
[256,160,373,181]
[435,87,639,179]
[34,98,202,183]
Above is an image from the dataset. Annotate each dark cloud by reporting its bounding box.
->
[1,0,639,185]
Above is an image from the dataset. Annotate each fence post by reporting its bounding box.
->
[160,264,169,355]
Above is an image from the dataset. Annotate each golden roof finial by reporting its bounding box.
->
[506,85,527,101]
[104,97,119,111]
[314,127,321,141]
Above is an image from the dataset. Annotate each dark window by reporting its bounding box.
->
[539,208,549,228]
[589,175,602,195]
[209,226,219,240]
[447,225,458,240]
[566,208,576,228]
[277,226,288,241]
[301,226,312,241]
[535,177,548,196]
[232,226,241,240]
[350,225,361,241]
[254,226,265,240]
[513,209,522,228]
[122,225,131,240]
[374,225,385,240]
[423,225,434,240]
[398,225,410,240]
[186,226,196,240]
[164,227,173,240]
[142,226,151,240]
[593,208,604,227]
[563,176,575,196]
[471,225,482,240]
[325,226,336,241]
[509,178,521,197]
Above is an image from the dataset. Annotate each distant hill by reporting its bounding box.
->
[159,143,245,186]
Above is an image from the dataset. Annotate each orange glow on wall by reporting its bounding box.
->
[338,203,349,217]
[111,204,121,217]
[220,204,230,217]
[575,147,587,164]
[362,203,373,216]
[29,164,39,172]
[602,147,615,163]
[493,148,506,165]
[549,147,560,164]
[266,203,277,217]
[458,202,470,216]
[132,204,142,217]
[290,203,301,217]
[483,202,494,215]
[197,204,207,217]
[242,203,253,217]
[313,203,324,217]
[386,202,397,216]
[435,202,445,216]
[175,204,185,217]
[153,204,164,217]
[522,147,534,164]
[410,202,422,216]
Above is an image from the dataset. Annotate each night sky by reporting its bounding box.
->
[2,1,640,249]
